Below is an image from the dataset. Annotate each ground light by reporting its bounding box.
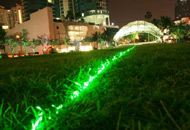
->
[31,46,136,130]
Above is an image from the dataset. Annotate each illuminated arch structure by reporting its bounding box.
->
[113,20,163,42]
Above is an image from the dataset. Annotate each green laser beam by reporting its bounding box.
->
[31,46,136,130]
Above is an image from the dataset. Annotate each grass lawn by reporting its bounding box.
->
[0,43,190,130]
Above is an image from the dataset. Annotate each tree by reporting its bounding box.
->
[151,16,173,32]
[62,38,70,51]
[170,24,187,42]
[84,36,94,50]
[93,32,100,41]
[92,32,99,41]
[152,18,161,27]
[84,36,93,43]
[51,39,60,51]
[145,11,152,21]
[0,26,6,43]
[91,30,116,49]
[28,39,41,55]
[20,29,29,56]
[186,29,190,39]
[160,16,173,29]
[101,29,116,46]
[92,32,100,49]
[0,27,6,53]
[97,36,104,49]
[4,37,18,58]
[38,35,50,54]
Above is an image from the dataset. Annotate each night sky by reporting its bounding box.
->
[0,0,177,27]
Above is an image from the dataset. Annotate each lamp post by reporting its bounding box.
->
[15,33,22,56]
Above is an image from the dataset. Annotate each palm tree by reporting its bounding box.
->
[51,39,60,52]
[20,29,29,56]
[28,39,41,55]
[62,38,70,52]
[4,37,18,57]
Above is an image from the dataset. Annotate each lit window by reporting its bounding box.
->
[68,31,75,36]
[68,26,74,30]
[75,26,80,30]
[48,0,54,3]
[75,32,79,35]
[2,25,9,30]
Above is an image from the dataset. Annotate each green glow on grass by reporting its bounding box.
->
[56,105,63,110]
[0,55,2,59]
[30,46,136,130]
[31,106,44,130]
[32,117,43,130]
[69,46,136,100]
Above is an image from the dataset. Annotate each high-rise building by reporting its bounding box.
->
[0,6,11,29]
[10,4,23,27]
[59,0,74,19]
[75,0,110,25]
[175,0,190,20]
[0,4,23,29]
[21,0,60,21]
[77,0,110,25]
[60,0,110,26]
[21,0,110,25]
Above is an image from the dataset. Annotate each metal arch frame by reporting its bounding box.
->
[114,21,163,42]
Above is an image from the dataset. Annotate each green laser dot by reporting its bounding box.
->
[56,105,63,110]
[36,106,42,110]
[38,112,43,116]
[75,82,81,87]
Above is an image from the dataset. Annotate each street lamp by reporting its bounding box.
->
[15,34,20,39]
[15,33,23,56]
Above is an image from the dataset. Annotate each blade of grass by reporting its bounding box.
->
[160,100,182,130]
